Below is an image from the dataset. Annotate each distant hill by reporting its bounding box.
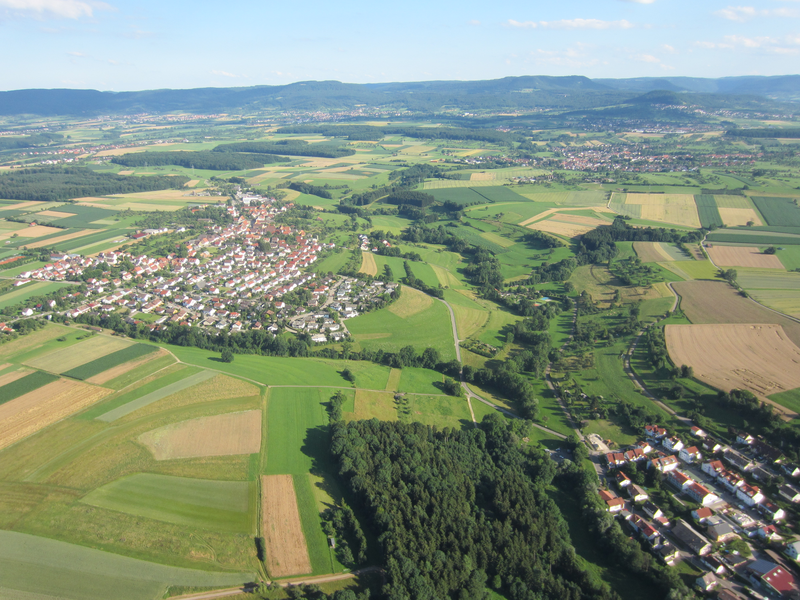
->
[0,74,798,116]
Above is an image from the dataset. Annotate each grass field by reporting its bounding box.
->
[0,281,71,310]
[397,367,445,395]
[347,287,455,360]
[405,395,473,429]
[96,369,216,422]
[348,389,398,421]
[81,473,254,533]
[0,530,254,600]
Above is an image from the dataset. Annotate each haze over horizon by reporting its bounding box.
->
[1,0,799,92]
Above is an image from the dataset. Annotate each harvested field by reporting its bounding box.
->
[388,285,433,318]
[86,348,168,385]
[0,379,110,450]
[139,410,262,460]
[718,208,762,227]
[0,201,41,211]
[358,251,377,276]
[0,371,59,405]
[706,245,784,269]
[261,475,312,577]
[639,204,701,228]
[26,335,131,373]
[36,210,74,219]
[185,179,199,187]
[527,216,604,238]
[14,225,65,238]
[672,280,800,347]
[737,270,800,290]
[25,228,104,249]
[470,172,495,181]
[625,193,696,206]
[665,324,800,404]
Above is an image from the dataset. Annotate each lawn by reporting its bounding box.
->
[405,394,473,429]
[0,530,254,600]
[81,473,254,533]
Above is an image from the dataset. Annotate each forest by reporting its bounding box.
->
[110,151,285,170]
[212,141,355,158]
[331,416,616,600]
[0,167,189,202]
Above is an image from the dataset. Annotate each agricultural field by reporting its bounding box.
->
[673,280,800,347]
[261,474,312,577]
[751,196,800,227]
[139,410,262,460]
[665,324,800,407]
[633,242,692,262]
[705,245,785,269]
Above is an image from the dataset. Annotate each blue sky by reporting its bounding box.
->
[1,0,799,91]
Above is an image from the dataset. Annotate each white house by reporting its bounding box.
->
[663,436,684,452]
[736,484,764,506]
[679,446,702,463]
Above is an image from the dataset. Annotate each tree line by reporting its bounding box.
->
[213,141,355,158]
[0,167,189,202]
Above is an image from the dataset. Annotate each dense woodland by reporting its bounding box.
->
[111,151,284,170]
[0,167,189,202]
[277,124,525,145]
[331,415,616,600]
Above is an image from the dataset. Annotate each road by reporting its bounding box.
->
[437,297,566,439]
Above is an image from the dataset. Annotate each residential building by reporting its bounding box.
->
[672,519,712,556]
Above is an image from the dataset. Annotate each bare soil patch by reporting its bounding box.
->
[358,251,377,276]
[673,280,800,347]
[665,324,800,411]
[706,245,784,269]
[139,410,262,460]
[0,379,111,450]
[261,475,312,577]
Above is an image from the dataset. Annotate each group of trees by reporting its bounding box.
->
[0,167,189,202]
[288,181,333,199]
[331,415,614,600]
[384,190,435,208]
[402,261,444,298]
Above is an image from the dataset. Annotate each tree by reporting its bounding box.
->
[342,367,355,383]
[764,246,777,255]
[221,348,234,363]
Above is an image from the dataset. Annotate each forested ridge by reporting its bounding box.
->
[331,416,617,600]
[0,167,189,202]
[111,150,287,170]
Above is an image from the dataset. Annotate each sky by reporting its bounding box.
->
[0,0,799,91]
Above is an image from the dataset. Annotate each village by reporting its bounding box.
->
[591,424,800,598]
[10,196,393,342]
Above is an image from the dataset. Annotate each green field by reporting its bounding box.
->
[694,194,724,228]
[81,473,253,533]
[347,292,456,360]
[0,281,71,310]
[737,269,800,289]
[63,343,159,380]
[405,394,473,428]
[0,370,59,405]
[751,196,800,227]
[768,388,800,415]
[397,367,445,395]
[94,368,214,422]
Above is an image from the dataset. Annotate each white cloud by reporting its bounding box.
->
[633,54,660,63]
[66,50,85,56]
[0,0,111,19]
[715,5,799,20]
[539,18,634,29]
[211,70,239,78]
[695,34,800,54]
[619,0,656,4]
[506,19,537,28]
[662,44,676,53]
[469,19,480,26]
